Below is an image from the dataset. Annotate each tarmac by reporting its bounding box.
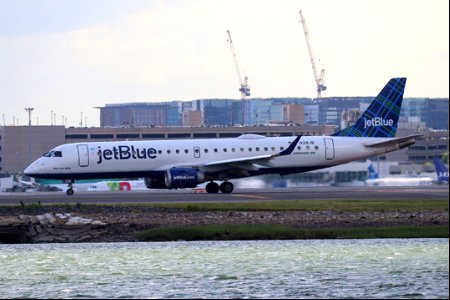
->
[0,185,448,205]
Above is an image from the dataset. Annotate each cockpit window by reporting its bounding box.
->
[42,150,63,158]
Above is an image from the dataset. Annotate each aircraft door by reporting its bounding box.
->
[194,147,201,158]
[324,138,335,160]
[77,144,89,167]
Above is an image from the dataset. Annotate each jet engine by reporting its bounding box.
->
[164,168,205,189]
[144,173,167,189]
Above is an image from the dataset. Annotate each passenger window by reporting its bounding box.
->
[315,146,319,150]
[232,148,236,152]
[256,147,260,152]
[185,149,189,154]
[306,146,310,150]
[297,146,301,150]
[176,149,180,154]
[271,147,276,151]
[214,148,218,153]
[158,150,162,155]
[280,147,284,151]
[223,148,227,152]
[248,148,252,152]
[240,148,244,152]
[204,149,209,153]
[264,147,268,151]
[167,150,171,154]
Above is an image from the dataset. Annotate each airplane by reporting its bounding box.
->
[87,179,147,191]
[24,77,422,195]
[365,163,433,186]
[433,157,449,184]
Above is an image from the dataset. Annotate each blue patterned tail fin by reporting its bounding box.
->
[332,78,406,137]
[433,157,449,184]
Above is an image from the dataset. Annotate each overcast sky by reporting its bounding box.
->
[0,0,448,127]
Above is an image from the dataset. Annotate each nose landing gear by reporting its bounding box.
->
[65,179,74,195]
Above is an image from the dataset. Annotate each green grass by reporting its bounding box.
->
[136,224,449,241]
[3,199,447,213]
[149,199,449,213]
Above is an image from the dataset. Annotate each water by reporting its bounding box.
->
[0,239,448,299]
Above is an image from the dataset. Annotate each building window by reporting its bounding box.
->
[66,134,88,139]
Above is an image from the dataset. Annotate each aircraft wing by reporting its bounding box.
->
[363,134,423,150]
[168,136,301,173]
[19,180,35,187]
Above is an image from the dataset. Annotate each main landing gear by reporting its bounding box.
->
[65,179,74,196]
[205,181,234,194]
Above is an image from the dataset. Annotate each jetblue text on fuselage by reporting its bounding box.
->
[364,117,394,129]
[97,145,157,164]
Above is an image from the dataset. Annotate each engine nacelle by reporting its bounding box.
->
[165,168,205,189]
[144,174,167,189]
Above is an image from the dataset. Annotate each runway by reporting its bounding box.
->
[0,185,448,205]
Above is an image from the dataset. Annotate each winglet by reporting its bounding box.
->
[278,136,302,156]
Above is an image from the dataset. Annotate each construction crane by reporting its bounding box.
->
[226,30,250,99]
[299,10,326,98]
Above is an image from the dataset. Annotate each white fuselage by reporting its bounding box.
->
[24,135,393,180]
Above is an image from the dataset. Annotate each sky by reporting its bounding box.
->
[0,0,448,127]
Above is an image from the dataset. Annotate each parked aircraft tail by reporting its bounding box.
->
[367,163,379,179]
[332,78,406,138]
[433,157,449,184]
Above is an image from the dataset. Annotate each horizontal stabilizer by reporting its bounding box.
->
[363,134,422,149]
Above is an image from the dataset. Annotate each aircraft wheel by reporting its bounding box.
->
[66,188,74,196]
[220,182,234,194]
[206,182,220,194]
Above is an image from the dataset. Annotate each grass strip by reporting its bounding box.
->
[2,199,448,213]
[136,224,449,241]
[147,199,449,212]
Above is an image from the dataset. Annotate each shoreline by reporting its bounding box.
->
[1,204,448,243]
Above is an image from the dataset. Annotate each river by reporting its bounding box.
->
[1,239,448,298]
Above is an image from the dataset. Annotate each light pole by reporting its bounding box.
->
[24,107,34,171]
[25,107,34,126]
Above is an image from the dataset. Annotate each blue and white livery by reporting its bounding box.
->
[25,78,421,194]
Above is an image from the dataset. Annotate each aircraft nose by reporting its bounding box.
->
[24,160,44,177]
